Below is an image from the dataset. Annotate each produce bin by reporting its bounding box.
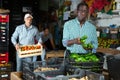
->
[22,59,65,80]
[37,66,104,80]
[107,55,120,80]
[22,57,64,71]
[64,50,104,73]
[22,59,104,80]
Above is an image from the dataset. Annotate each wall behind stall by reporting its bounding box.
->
[39,0,48,11]
[96,17,120,27]
[70,0,83,11]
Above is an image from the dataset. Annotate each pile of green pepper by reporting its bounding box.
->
[80,35,94,49]
[69,53,100,63]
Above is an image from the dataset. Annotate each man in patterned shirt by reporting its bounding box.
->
[62,2,98,53]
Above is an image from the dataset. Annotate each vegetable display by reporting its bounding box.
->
[69,53,100,63]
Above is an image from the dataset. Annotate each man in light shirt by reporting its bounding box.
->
[62,2,98,53]
[11,13,42,71]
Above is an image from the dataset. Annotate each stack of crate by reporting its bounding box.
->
[0,13,12,80]
[0,52,8,63]
[0,62,12,80]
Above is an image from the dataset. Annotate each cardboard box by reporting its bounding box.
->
[11,72,22,80]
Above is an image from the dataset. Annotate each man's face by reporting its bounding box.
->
[24,17,32,27]
[77,5,88,21]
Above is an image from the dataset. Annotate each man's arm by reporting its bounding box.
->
[11,27,19,50]
[50,38,55,49]
[62,22,80,47]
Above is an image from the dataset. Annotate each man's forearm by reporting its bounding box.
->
[63,38,81,47]
[67,39,75,46]
[11,37,17,46]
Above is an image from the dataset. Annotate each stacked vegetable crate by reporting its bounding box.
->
[22,58,65,80]
[0,52,8,63]
[64,50,104,73]
[38,69,104,80]
[0,13,11,80]
[22,57,104,80]
[0,62,12,80]
[0,14,9,63]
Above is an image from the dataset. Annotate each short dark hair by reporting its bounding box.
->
[77,2,89,10]
[43,26,49,31]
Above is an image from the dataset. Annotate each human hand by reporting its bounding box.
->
[74,38,81,44]
[15,44,20,50]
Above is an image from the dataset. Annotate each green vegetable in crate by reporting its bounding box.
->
[70,53,79,59]
[75,57,87,62]
[91,55,99,62]
[72,53,100,63]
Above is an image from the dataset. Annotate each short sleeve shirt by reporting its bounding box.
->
[40,31,52,43]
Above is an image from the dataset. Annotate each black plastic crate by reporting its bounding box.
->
[64,50,104,73]
[22,60,65,80]
[0,46,8,53]
[22,58,64,71]
[24,65,83,80]
[38,74,83,80]
[83,71,104,80]
[0,71,10,80]
[22,62,104,80]
[107,55,120,80]
[22,67,38,80]
[0,63,12,72]
[0,78,10,80]
[23,66,65,80]
[0,63,12,80]
[37,66,104,80]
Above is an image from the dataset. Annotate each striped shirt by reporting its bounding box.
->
[62,18,98,53]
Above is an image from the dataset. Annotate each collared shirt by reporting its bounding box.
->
[11,24,42,46]
[62,18,98,53]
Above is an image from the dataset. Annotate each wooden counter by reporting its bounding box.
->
[97,47,120,55]
[46,50,65,59]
